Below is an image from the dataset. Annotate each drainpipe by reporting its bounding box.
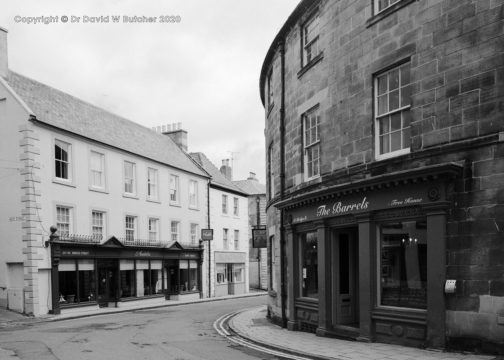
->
[207,179,211,298]
[279,40,287,328]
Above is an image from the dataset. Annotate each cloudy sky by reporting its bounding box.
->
[2,0,300,182]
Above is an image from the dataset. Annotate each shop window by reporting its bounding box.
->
[216,263,227,284]
[58,259,96,305]
[123,161,136,195]
[170,174,179,204]
[300,232,318,298]
[143,260,162,295]
[147,168,158,201]
[180,260,198,292]
[375,62,411,160]
[303,106,320,181]
[119,260,136,298]
[378,220,427,309]
[55,139,71,181]
[231,263,244,283]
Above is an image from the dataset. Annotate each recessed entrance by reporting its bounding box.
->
[97,259,118,306]
[332,227,359,329]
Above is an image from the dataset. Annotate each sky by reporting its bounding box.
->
[2,0,300,183]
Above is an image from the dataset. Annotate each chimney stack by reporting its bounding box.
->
[220,159,232,181]
[158,122,188,152]
[0,27,8,79]
[247,172,258,181]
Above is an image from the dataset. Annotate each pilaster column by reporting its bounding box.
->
[357,214,373,342]
[285,225,298,330]
[315,220,330,336]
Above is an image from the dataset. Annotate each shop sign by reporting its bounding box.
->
[134,251,151,257]
[252,228,267,248]
[201,229,213,241]
[287,183,435,224]
[180,252,199,259]
[62,250,90,256]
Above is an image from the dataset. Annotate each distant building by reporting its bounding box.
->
[260,0,504,354]
[190,154,249,297]
[0,27,210,316]
[234,172,267,290]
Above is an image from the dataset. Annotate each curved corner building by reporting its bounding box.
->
[260,0,504,354]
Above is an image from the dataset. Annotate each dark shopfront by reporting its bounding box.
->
[279,165,461,349]
[49,236,203,314]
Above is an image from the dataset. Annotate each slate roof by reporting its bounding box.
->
[190,152,246,195]
[6,71,208,178]
[233,179,265,196]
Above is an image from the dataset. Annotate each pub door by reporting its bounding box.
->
[97,259,119,306]
[332,228,359,327]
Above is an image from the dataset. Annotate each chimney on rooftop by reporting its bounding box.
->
[220,159,232,181]
[161,122,188,152]
[0,27,8,79]
[247,172,258,181]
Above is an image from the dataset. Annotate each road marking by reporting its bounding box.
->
[213,311,314,360]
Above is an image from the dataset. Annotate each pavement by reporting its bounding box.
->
[227,306,500,360]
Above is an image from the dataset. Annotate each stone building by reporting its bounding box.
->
[234,172,267,290]
[260,0,503,354]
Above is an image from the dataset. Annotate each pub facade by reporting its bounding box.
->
[261,0,504,354]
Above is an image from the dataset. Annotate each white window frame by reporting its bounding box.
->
[302,12,320,67]
[56,205,72,237]
[89,150,105,190]
[374,62,411,161]
[125,215,137,242]
[234,230,239,250]
[171,221,180,242]
[233,197,239,216]
[170,174,180,205]
[190,223,199,245]
[223,228,229,250]
[148,217,159,242]
[91,210,106,240]
[303,106,321,181]
[375,0,401,14]
[268,143,275,199]
[147,167,159,201]
[54,139,72,183]
[189,180,198,209]
[222,194,228,214]
[123,161,137,196]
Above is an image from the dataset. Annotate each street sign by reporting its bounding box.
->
[252,228,267,248]
[201,229,213,241]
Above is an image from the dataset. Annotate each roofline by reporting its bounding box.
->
[0,75,35,116]
[210,182,248,197]
[30,118,210,180]
[259,0,318,105]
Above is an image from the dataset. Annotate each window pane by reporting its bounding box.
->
[389,69,399,90]
[390,131,402,152]
[377,75,387,95]
[389,89,399,111]
[380,220,427,309]
[379,116,389,135]
[300,232,318,298]
[380,134,389,154]
[400,63,410,85]
[378,94,388,115]
[391,113,401,131]
[401,85,411,108]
